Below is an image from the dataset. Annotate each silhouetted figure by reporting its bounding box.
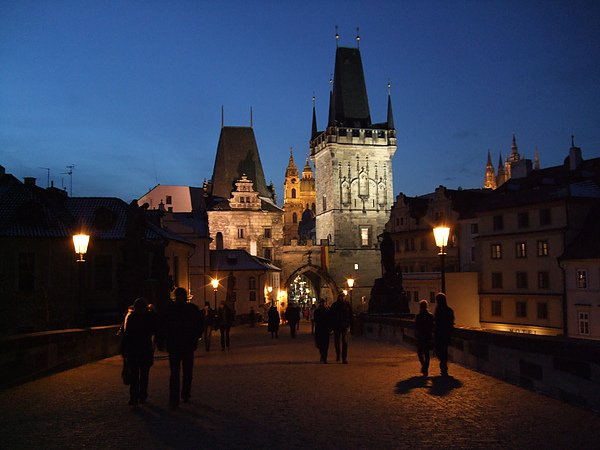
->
[160,287,203,408]
[330,292,352,363]
[434,293,455,376]
[309,303,317,334]
[121,298,156,405]
[414,299,434,377]
[380,231,395,276]
[267,305,280,338]
[285,304,301,338]
[217,301,234,350]
[200,302,213,351]
[313,299,331,363]
[249,307,256,327]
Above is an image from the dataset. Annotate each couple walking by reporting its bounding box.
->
[314,292,353,364]
[414,293,455,377]
[121,287,203,408]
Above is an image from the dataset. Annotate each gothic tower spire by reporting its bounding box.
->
[484,149,497,189]
[386,82,395,130]
[311,96,318,140]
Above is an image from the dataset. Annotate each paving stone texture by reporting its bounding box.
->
[1,322,598,449]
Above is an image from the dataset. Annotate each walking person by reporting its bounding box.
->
[200,302,213,351]
[160,287,203,408]
[313,299,331,363]
[414,299,434,377]
[434,292,455,377]
[309,303,317,334]
[330,292,352,364]
[121,298,157,406]
[267,304,280,338]
[217,300,234,350]
[285,303,300,338]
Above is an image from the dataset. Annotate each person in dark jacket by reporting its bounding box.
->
[285,304,301,338]
[414,299,434,377]
[121,297,156,405]
[217,300,234,350]
[161,287,203,408]
[267,305,280,339]
[434,293,455,377]
[200,302,213,351]
[313,299,331,363]
[330,292,352,364]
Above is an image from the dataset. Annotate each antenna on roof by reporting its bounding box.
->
[356,27,360,48]
[62,164,74,196]
[221,105,224,128]
[250,106,253,127]
[39,167,50,188]
[335,25,339,48]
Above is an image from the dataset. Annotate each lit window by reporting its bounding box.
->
[516,242,527,258]
[360,227,370,247]
[491,244,502,259]
[577,270,587,289]
[537,240,549,257]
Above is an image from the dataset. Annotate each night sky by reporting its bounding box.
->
[2,0,599,203]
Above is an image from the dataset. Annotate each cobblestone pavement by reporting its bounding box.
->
[1,322,599,449]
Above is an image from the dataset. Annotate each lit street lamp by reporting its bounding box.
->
[266,286,273,305]
[433,226,450,293]
[211,278,219,310]
[72,233,90,325]
[346,277,355,308]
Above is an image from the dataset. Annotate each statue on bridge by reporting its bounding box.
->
[367,232,410,315]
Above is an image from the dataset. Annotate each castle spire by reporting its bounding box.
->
[386,82,395,130]
[484,149,496,189]
[311,96,318,140]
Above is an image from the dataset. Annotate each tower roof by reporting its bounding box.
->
[210,126,271,200]
[286,150,299,178]
[330,47,372,128]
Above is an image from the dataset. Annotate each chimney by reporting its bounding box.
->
[24,177,36,186]
[510,159,533,179]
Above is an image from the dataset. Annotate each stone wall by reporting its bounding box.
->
[0,325,121,389]
[362,315,600,411]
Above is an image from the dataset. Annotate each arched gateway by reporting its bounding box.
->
[284,263,339,306]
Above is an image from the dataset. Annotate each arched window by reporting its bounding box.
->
[291,188,297,198]
[216,232,224,250]
[292,212,298,223]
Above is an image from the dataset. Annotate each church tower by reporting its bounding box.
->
[310,37,396,294]
[484,150,497,189]
[283,150,303,244]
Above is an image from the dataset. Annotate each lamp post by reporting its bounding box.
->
[433,226,450,293]
[346,277,355,308]
[72,233,90,325]
[211,278,219,310]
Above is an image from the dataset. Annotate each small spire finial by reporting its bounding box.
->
[312,93,316,107]
[387,80,391,95]
[571,134,575,147]
[356,27,360,48]
[335,25,339,47]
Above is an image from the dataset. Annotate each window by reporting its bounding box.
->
[517,212,529,228]
[516,242,527,258]
[577,270,587,289]
[264,228,272,239]
[264,248,272,260]
[493,215,504,231]
[538,271,550,289]
[360,227,370,247]
[18,252,35,292]
[491,272,503,288]
[491,244,502,259]
[322,195,327,211]
[491,300,502,317]
[516,272,528,289]
[537,302,548,320]
[578,312,590,335]
[237,228,245,239]
[516,301,527,318]
[537,240,549,257]
[249,277,256,290]
[165,195,172,205]
[291,188,296,198]
[240,196,245,203]
[471,223,479,235]
[249,291,257,302]
[216,232,224,250]
[540,208,551,226]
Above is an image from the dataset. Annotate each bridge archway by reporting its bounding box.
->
[284,264,339,307]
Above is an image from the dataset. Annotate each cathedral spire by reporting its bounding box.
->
[386,82,395,130]
[484,149,496,189]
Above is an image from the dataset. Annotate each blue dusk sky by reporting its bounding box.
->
[1,0,599,203]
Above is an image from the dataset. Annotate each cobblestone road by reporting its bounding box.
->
[1,322,598,449]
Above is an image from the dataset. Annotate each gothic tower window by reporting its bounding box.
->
[216,232,224,250]
[291,188,297,198]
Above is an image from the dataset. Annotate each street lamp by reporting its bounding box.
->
[433,226,450,293]
[346,277,355,308]
[73,234,90,262]
[211,278,219,310]
[266,286,273,305]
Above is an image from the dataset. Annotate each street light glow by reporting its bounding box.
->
[433,226,450,251]
[72,233,90,262]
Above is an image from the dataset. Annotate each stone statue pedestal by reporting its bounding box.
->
[367,272,409,314]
